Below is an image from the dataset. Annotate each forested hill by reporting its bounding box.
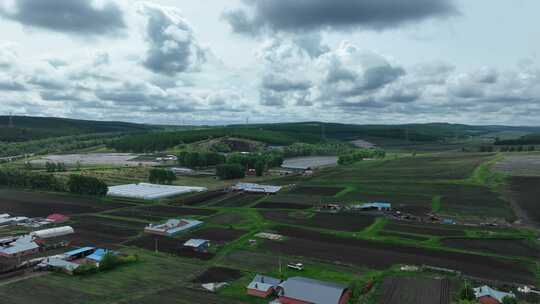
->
[0,116,155,142]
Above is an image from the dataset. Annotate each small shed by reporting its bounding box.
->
[183,239,210,252]
[247,274,281,298]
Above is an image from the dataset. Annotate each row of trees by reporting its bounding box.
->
[0,133,121,158]
[66,175,108,196]
[0,170,108,195]
[338,149,386,165]
[479,145,536,152]
[0,170,65,191]
[45,162,67,172]
[282,142,355,158]
[177,151,226,168]
[149,168,177,184]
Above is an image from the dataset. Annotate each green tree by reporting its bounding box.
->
[67,175,108,196]
[459,282,475,301]
[149,168,176,184]
[255,160,264,177]
[99,253,120,271]
[216,164,245,180]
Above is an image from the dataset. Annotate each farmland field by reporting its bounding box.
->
[288,186,345,196]
[378,276,457,304]
[0,188,133,217]
[106,205,216,221]
[210,193,265,207]
[383,222,466,237]
[261,211,376,232]
[262,226,535,284]
[441,238,540,258]
[507,177,540,226]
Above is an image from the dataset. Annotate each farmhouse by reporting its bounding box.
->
[474,286,515,304]
[231,183,282,194]
[0,235,39,257]
[107,183,207,200]
[246,274,281,298]
[145,219,203,236]
[276,277,351,304]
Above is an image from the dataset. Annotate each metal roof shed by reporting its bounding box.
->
[278,277,350,304]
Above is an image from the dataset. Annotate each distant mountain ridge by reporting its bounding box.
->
[0,116,155,142]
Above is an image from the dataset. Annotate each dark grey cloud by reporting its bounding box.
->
[138,3,206,76]
[225,0,458,35]
[0,0,126,36]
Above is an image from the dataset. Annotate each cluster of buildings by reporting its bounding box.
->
[38,247,116,275]
[0,226,74,258]
[0,213,69,229]
[246,275,351,304]
[144,218,203,237]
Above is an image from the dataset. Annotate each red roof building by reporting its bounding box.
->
[479,296,501,304]
[47,214,70,223]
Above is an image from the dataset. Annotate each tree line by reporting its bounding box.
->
[0,169,108,196]
[338,149,386,165]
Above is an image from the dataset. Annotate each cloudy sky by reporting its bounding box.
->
[0,0,539,125]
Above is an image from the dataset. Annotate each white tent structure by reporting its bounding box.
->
[107,183,207,200]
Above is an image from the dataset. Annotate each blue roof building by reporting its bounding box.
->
[359,202,391,210]
[63,247,95,260]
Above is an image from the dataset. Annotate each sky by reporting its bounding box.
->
[0,0,539,126]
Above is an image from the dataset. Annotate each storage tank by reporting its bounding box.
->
[31,226,74,239]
